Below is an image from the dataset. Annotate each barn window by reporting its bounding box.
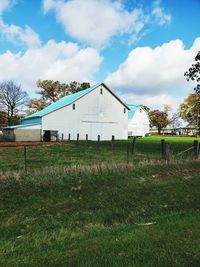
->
[124,108,126,114]
[100,88,103,94]
[73,103,76,110]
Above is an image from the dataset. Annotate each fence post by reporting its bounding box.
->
[68,133,71,141]
[131,137,136,155]
[61,133,64,141]
[127,143,130,163]
[24,146,27,174]
[77,133,79,142]
[194,140,199,159]
[163,142,170,162]
[98,135,100,142]
[111,135,115,151]
[161,139,165,158]
[86,134,88,142]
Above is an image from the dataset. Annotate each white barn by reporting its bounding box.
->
[3,83,129,141]
[127,104,149,137]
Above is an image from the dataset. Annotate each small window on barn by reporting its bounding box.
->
[100,88,103,94]
[73,103,76,110]
[124,108,126,114]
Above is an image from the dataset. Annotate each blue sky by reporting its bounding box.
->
[0,0,199,111]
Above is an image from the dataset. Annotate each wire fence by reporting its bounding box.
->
[0,138,199,174]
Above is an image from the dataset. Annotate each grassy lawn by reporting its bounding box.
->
[0,136,200,266]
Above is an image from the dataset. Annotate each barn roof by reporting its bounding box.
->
[4,122,41,129]
[24,82,129,121]
[127,104,140,120]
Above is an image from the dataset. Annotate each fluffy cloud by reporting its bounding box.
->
[43,0,171,48]
[0,40,102,94]
[0,19,41,48]
[106,38,200,97]
[0,1,41,48]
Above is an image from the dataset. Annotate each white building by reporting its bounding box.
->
[3,83,129,141]
[127,104,149,137]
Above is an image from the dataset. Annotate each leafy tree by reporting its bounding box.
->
[36,80,90,103]
[184,51,200,94]
[0,81,28,125]
[149,109,171,134]
[179,93,200,132]
[27,99,50,114]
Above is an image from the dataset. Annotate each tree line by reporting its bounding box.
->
[0,51,199,133]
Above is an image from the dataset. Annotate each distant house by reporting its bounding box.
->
[3,83,129,141]
[127,104,149,137]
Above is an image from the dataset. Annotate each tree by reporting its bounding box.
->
[36,80,90,103]
[149,109,171,134]
[179,93,200,132]
[170,113,181,131]
[184,51,200,95]
[27,99,50,114]
[0,81,28,125]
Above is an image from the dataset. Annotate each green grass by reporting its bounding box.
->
[0,136,200,266]
[0,135,199,172]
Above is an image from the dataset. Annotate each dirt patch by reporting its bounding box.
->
[0,141,58,148]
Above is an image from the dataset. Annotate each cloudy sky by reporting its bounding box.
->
[0,0,199,111]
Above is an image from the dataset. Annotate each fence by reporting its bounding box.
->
[0,138,199,174]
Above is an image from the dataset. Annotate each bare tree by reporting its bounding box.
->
[0,81,28,125]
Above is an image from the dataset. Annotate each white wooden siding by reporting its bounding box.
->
[42,85,128,140]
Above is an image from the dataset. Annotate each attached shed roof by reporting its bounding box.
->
[4,122,41,129]
[24,83,129,120]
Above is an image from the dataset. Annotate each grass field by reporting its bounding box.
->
[0,135,199,172]
[0,136,200,266]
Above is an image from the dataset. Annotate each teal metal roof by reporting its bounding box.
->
[25,83,102,119]
[4,122,41,129]
[22,117,42,125]
[127,103,140,120]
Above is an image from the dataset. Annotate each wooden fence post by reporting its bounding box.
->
[163,142,170,161]
[161,139,165,158]
[77,133,79,142]
[68,133,71,141]
[111,135,115,151]
[98,135,100,142]
[131,137,136,155]
[24,146,27,174]
[194,140,199,159]
[86,134,88,142]
[61,133,64,141]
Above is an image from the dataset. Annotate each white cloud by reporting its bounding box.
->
[43,0,171,48]
[0,19,41,48]
[152,0,171,25]
[0,1,41,48]
[120,92,183,114]
[106,38,200,99]
[0,0,13,15]
[0,40,102,94]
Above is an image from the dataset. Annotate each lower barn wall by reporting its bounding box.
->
[14,129,41,141]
